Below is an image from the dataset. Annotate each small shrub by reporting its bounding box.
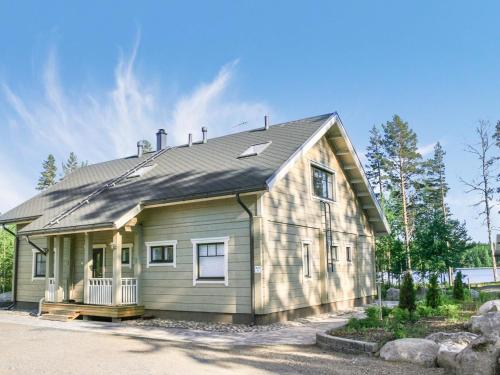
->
[453,271,465,301]
[365,306,380,321]
[426,273,441,308]
[390,307,411,323]
[436,304,460,319]
[399,271,416,312]
[416,302,434,317]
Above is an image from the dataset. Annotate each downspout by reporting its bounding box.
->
[2,225,18,309]
[236,193,256,325]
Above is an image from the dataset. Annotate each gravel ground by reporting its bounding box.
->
[0,322,444,374]
[124,310,358,333]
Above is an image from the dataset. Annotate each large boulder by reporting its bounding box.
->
[386,288,400,301]
[379,338,439,367]
[455,335,500,375]
[469,312,500,337]
[426,332,479,370]
[478,300,500,315]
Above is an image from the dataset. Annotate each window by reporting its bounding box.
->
[121,244,132,267]
[302,240,312,278]
[146,241,177,268]
[32,250,46,279]
[238,141,272,158]
[311,165,335,201]
[192,237,229,286]
[346,246,353,262]
[327,245,338,271]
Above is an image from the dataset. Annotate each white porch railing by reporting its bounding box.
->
[87,278,138,305]
[47,278,56,302]
[88,278,113,305]
[121,278,138,305]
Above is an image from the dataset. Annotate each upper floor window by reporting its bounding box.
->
[312,165,335,201]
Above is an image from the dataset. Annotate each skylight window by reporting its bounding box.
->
[127,164,157,179]
[238,141,272,158]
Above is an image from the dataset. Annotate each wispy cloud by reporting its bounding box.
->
[0,38,271,213]
[418,142,436,157]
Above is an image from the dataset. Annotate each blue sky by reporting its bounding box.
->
[0,1,498,241]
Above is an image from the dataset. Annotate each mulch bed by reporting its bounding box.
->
[332,316,468,345]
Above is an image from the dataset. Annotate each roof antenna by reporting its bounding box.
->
[264,115,269,130]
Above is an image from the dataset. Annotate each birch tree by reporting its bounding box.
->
[461,121,497,281]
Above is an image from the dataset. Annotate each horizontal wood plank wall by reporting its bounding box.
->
[15,226,46,303]
[262,136,376,314]
[138,197,253,314]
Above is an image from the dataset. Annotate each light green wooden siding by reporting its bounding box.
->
[262,136,376,314]
[15,231,46,303]
[138,197,253,314]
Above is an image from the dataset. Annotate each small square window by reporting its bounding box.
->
[146,241,177,267]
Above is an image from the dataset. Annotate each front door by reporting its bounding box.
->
[92,248,104,278]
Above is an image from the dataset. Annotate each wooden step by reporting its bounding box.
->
[40,311,80,322]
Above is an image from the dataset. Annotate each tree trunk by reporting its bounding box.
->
[482,151,497,282]
[400,171,411,271]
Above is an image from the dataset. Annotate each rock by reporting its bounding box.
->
[386,288,400,301]
[478,300,500,315]
[469,312,500,337]
[470,289,480,299]
[426,332,479,370]
[379,338,439,367]
[455,335,500,375]
[426,332,478,348]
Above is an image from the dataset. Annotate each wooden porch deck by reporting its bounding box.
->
[42,302,145,319]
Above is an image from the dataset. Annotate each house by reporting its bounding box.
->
[0,113,389,324]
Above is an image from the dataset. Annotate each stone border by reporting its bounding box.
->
[316,331,380,355]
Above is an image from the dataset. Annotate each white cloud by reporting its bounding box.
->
[418,142,436,157]
[0,38,271,214]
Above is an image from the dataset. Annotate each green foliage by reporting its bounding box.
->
[416,302,434,317]
[453,271,465,300]
[461,243,493,267]
[436,304,460,319]
[399,271,416,312]
[62,152,87,178]
[140,140,153,153]
[426,273,441,308]
[0,225,14,293]
[37,154,57,191]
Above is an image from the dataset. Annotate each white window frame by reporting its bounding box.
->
[191,236,229,286]
[310,161,336,203]
[346,243,354,263]
[32,249,46,281]
[301,239,313,280]
[146,240,177,268]
[93,244,107,277]
[121,243,133,268]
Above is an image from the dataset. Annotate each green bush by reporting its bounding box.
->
[416,302,434,317]
[399,271,416,312]
[390,307,411,323]
[426,273,441,308]
[453,271,465,300]
[436,304,460,319]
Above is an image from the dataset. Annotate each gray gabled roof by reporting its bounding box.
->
[3,113,361,235]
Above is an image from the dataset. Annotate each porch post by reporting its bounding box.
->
[83,232,93,304]
[44,237,53,301]
[112,231,122,306]
[54,236,64,302]
[133,224,143,305]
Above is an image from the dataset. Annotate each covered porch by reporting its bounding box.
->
[40,226,144,320]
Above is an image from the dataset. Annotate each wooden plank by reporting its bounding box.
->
[42,302,145,318]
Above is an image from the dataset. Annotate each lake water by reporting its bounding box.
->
[382,268,500,284]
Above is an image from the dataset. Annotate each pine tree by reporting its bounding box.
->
[399,271,416,312]
[381,115,422,271]
[426,273,441,309]
[62,152,78,177]
[366,125,386,208]
[453,271,465,300]
[36,154,57,191]
[422,143,449,214]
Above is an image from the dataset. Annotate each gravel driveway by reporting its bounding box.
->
[0,322,444,374]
